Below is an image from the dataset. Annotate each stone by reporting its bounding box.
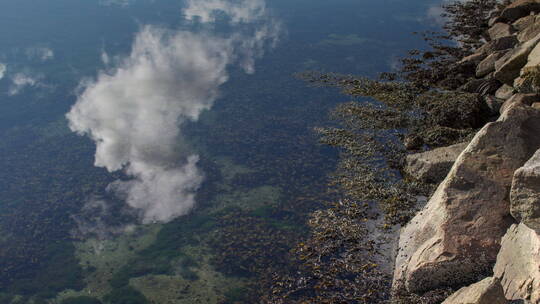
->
[405,143,468,184]
[514,75,539,93]
[495,84,515,99]
[494,34,540,85]
[518,19,540,42]
[442,277,508,304]
[500,93,540,114]
[393,102,540,294]
[477,51,508,77]
[479,36,519,55]
[522,39,540,73]
[510,148,540,231]
[513,15,536,31]
[484,95,506,114]
[533,102,540,109]
[490,16,507,28]
[489,23,516,40]
[501,0,540,22]
[493,223,540,303]
[460,52,490,66]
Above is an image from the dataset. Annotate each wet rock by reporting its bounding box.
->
[533,102,540,109]
[442,277,508,304]
[493,223,540,303]
[393,102,540,294]
[501,0,540,22]
[494,34,540,85]
[405,143,468,184]
[489,23,516,40]
[510,148,540,231]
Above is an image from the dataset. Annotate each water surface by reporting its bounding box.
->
[0,0,439,302]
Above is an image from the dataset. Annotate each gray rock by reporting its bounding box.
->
[510,148,540,231]
[522,38,540,73]
[501,0,540,22]
[393,102,540,294]
[513,15,536,31]
[494,34,540,85]
[484,95,506,114]
[479,36,519,55]
[518,18,540,42]
[500,93,540,114]
[405,143,468,184]
[495,84,515,99]
[442,277,508,304]
[477,51,508,77]
[494,223,540,303]
[489,23,516,40]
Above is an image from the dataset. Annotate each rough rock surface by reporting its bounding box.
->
[393,102,540,293]
[513,15,537,31]
[523,39,540,73]
[500,93,540,114]
[481,36,519,55]
[495,34,540,85]
[518,19,540,42]
[477,51,507,77]
[493,223,540,303]
[510,148,540,231]
[441,277,508,304]
[495,84,515,99]
[489,23,516,40]
[405,143,468,184]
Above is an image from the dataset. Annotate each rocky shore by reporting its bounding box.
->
[393,1,540,303]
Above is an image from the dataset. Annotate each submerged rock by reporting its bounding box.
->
[393,102,540,294]
[442,277,508,304]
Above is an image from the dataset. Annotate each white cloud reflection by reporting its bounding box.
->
[67,0,279,224]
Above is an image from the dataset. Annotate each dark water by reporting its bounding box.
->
[0,0,439,302]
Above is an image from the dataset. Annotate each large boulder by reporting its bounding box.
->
[442,277,508,304]
[405,143,468,184]
[493,223,540,303]
[510,148,540,231]
[393,102,540,294]
[494,34,540,85]
[501,0,540,22]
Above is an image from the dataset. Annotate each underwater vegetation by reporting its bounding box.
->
[265,0,501,303]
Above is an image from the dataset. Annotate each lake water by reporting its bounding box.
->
[0,0,439,302]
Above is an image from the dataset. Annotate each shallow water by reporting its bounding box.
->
[0,0,439,302]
